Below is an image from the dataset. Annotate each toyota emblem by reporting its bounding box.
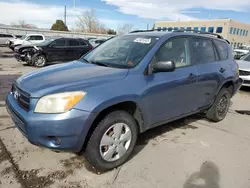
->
[14,90,19,100]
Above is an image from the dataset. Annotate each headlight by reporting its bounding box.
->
[34,91,86,113]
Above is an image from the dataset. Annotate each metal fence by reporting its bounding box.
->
[0,26,113,39]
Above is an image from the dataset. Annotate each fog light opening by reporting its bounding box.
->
[49,136,61,146]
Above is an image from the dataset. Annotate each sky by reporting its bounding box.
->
[0,0,250,30]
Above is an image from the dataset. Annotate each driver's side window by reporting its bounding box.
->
[152,37,191,68]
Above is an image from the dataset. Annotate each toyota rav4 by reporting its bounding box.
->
[6,30,242,171]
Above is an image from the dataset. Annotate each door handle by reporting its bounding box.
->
[219,68,226,73]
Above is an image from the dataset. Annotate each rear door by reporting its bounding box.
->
[77,39,91,58]
[66,39,80,61]
[192,37,229,108]
[47,38,67,62]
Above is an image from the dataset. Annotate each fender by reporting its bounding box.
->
[91,95,149,132]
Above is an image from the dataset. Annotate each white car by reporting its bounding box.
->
[10,34,45,50]
[237,53,250,87]
[0,33,16,45]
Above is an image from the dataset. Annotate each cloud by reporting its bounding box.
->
[102,0,250,20]
[0,1,88,28]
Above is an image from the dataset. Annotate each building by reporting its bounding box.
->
[154,18,250,48]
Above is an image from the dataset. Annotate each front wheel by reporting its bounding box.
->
[84,111,138,172]
[32,54,47,67]
[206,88,231,122]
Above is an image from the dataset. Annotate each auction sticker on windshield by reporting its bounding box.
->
[134,38,151,44]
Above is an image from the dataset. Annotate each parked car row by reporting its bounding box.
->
[233,49,249,60]
[14,37,93,67]
[237,53,250,87]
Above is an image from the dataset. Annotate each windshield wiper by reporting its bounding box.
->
[91,61,109,67]
[82,58,90,64]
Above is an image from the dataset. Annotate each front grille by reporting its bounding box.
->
[243,80,250,84]
[12,85,30,111]
[239,70,250,76]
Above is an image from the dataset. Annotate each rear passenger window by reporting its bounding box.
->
[69,39,77,46]
[213,40,228,60]
[35,36,43,40]
[77,40,87,46]
[192,38,215,63]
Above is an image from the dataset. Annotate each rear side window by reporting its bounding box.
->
[68,39,77,46]
[51,39,66,47]
[77,40,88,46]
[213,40,228,60]
[35,36,43,40]
[192,38,215,63]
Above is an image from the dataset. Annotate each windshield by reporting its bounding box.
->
[20,35,26,40]
[38,38,56,46]
[241,53,250,62]
[81,35,159,68]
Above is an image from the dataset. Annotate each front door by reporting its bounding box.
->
[47,39,67,62]
[144,37,199,127]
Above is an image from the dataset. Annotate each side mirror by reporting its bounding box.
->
[151,61,176,73]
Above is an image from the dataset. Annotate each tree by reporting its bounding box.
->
[117,24,134,34]
[51,20,69,31]
[76,8,107,34]
[11,20,37,29]
[107,29,117,35]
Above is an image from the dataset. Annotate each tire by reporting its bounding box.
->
[206,88,231,122]
[32,54,47,67]
[84,110,138,172]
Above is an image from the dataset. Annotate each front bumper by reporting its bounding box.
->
[233,78,243,95]
[6,93,96,152]
[14,53,26,62]
[239,76,250,87]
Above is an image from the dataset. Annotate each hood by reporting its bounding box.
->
[236,60,250,71]
[16,61,129,97]
[14,44,34,52]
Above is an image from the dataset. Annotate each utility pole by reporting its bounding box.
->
[64,5,67,25]
[73,0,76,29]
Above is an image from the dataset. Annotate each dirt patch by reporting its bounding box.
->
[0,115,10,119]
[60,155,101,175]
[178,124,198,130]
[1,166,13,176]
[236,110,250,116]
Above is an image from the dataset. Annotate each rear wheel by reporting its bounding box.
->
[84,111,138,172]
[206,88,231,122]
[32,54,47,67]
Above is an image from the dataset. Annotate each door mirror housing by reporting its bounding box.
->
[150,61,176,73]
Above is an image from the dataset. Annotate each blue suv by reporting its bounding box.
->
[6,30,242,171]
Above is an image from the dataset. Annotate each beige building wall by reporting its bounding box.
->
[154,19,250,47]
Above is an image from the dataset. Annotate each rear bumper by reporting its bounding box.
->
[6,93,97,152]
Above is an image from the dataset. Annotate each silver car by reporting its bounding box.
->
[0,33,16,45]
[237,53,250,87]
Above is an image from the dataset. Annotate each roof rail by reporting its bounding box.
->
[173,29,224,39]
[129,28,224,40]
